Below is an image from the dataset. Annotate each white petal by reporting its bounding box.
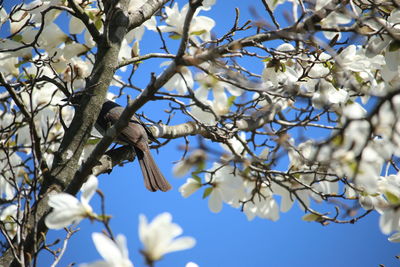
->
[48,193,80,209]
[92,232,124,262]
[151,212,173,227]
[179,178,201,198]
[45,207,83,229]
[0,205,17,221]
[115,234,130,259]
[138,214,149,244]
[388,232,400,242]
[81,175,98,204]
[380,210,400,235]
[280,192,294,213]
[208,189,223,213]
[79,260,111,267]
[163,237,196,254]
[69,15,86,35]
[173,161,192,177]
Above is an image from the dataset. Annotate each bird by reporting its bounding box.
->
[66,92,171,192]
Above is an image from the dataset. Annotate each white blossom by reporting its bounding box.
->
[314,0,352,40]
[205,163,245,213]
[45,175,98,229]
[242,182,279,221]
[162,63,194,94]
[139,212,196,262]
[159,3,215,43]
[194,72,243,116]
[173,150,207,177]
[80,233,133,267]
[0,204,19,239]
[179,178,202,198]
[0,151,22,200]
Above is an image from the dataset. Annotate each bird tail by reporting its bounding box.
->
[137,149,171,192]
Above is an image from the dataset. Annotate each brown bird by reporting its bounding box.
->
[68,93,171,192]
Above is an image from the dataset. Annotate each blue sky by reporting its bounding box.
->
[1,0,399,266]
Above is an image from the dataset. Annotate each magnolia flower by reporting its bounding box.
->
[162,63,194,94]
[388,232,400,243]
[342,102,367,120]
[190,106,218,126]
[380,207,400,235]
[379,174,400,202]
[262,44,301,87]
[80,232,133,267]
[0,150,22,200]
[365,9,400,57]
[242,183,279,221]
[0,52,19,77]
[314,0,351,40]
[45,175,98,229]
[0,204,19,239]
[305,52,331,79]
[173,149,207,177]
[220,132,247,160]
[69,15,86,35]
[270,175,311,212]
[39,22,68,50]
[179,178,202,198]
[335,45,385,80]
[311,180,339,203]
[311,79,348,110]
[194,72,243,116]
[205,163,245,213]
[139,212,196,262]
[159,3,215,43]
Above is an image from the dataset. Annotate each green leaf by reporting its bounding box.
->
[348,161,359,174]
[169,34,181,40]
[302,213,321,222]
[202,187,213,199]
[385,191,400,204]
[389,41,400,52]
[191,173,202,183]
[227,96,236,108]
[12,35,23,42]
[95,19,103,30]
[191,29,206,36]
[280,62,286,72]
[262,57,272,62]
[96,214,112,222]
[15,59,28,68]
[195,160,206,172]
[242,167,250,176]
[323,61,333,69]
[86,10,96,21]
[87,138,101,145]
[354,72,363,84]
[331,135,343,146]
[293,173,301,179]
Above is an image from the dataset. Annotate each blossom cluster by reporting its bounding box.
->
[1,2,400,267]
